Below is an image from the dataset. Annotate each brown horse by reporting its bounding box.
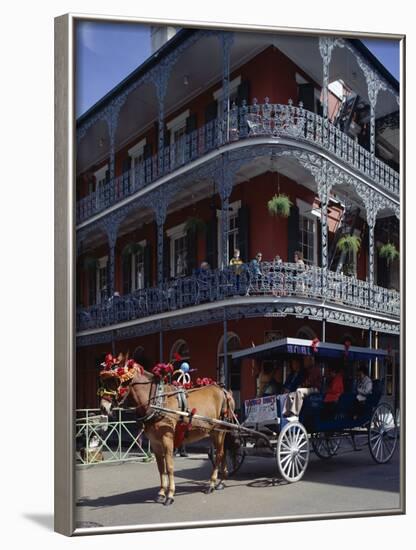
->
[99,365,236,506]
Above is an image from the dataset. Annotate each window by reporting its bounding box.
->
[297,199,319,265]
[128,139,146,189]
[167,223,188,278]
[96,256,108,304]
[167,110,190,167]
[217,200,241,266]
[132,240,146,291]
[170,340,190,364]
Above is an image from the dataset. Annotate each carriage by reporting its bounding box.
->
[205,337,399,483]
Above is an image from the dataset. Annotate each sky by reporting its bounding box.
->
[76,22,400,117]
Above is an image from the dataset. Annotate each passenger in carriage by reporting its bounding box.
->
[352,365,373,419]
[283,358,322,419]
[321,365,344,420]
[258,363,281,397]
[282,358,304,393]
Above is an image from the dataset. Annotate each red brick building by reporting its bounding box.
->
[76,28,400,411]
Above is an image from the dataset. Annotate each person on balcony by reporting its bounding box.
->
[352,365,373,419]
[294,250,305,268]
[229,248,244,271]
[283,359,322,419]
[249,252,263,293]
[229,248,244,293]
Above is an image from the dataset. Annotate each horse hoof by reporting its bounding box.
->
[205,486,215,494]
[156,495,166,504]
[164,497,174,506]
[215,482,225,491]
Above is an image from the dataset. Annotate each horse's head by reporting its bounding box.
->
[98,371,120,417]
[98,359,145,417]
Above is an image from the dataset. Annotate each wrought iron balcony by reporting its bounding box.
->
[76,262,400,332]
[76,100,400,225]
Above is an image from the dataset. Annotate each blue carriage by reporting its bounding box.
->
[222,337,398,483]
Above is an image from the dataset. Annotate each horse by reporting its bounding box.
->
[98,361,236,506]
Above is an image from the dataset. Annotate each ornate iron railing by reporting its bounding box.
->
[76,263,400,332]
[76,408,152,465]
[76,101,399,224]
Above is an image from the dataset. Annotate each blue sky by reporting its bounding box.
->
[76,22,400,117]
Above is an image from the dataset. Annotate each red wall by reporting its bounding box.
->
[76,316,366,409]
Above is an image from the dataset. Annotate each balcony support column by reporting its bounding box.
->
[318,37,335,122]
[218,158,235,269]
[154,198,168,287]
[220,32,234,144]
[367,205,376,313]
[220,308,228,388]
[101,214,122,299]
[104,101,122,181]
[153,64,171,176]
[316,165,329,294]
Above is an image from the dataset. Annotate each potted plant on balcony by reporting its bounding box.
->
[378,242,399,265]
[267,194,293,218]
[336,234,361,276]
[184,216,207,235]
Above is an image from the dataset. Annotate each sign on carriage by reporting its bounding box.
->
[244,395,278,424]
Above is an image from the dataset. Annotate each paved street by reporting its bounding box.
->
[76,438,400,529]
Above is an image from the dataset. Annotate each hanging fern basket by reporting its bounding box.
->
[379,243,399,264]
[336,235,361,255]
[267,194,293,218]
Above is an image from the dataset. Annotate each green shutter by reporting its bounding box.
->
[186,113,197,133]
[205,100,218,123]
[206,215,218,269]
[237,205,250,263]
[122,156,131,189]
[317,219,322,267]
[144,244,152,287]
[163,234,171,281]
[298,83,315,112]
[237,80,250,106]
[186,229,198,275]
[122,254,132,294]
[287,204,300,263]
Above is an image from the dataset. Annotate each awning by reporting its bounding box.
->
[231,337,388,362]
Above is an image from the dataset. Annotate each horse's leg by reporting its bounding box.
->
[154,449,168,504]
[207,431,226,493]
[162,433,176,506]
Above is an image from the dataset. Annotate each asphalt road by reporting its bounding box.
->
[75,437,401,530]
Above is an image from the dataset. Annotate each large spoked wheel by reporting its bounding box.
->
[311,433,342,459]
[208,442,245,477]
[368,403,398,464]
[276,422,309,483]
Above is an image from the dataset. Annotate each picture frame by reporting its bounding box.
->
[55,13,405,536]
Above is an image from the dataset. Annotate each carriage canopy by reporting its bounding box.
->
[231,337,388,362]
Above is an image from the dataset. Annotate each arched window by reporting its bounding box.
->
[170,339,190,364]
[218,333,241,410]
[296,326,317,340]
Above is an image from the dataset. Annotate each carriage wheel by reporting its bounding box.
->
[276,422,309,483]
[311,433,341,459]
[208,442,245,477]
[368,403,398,464]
